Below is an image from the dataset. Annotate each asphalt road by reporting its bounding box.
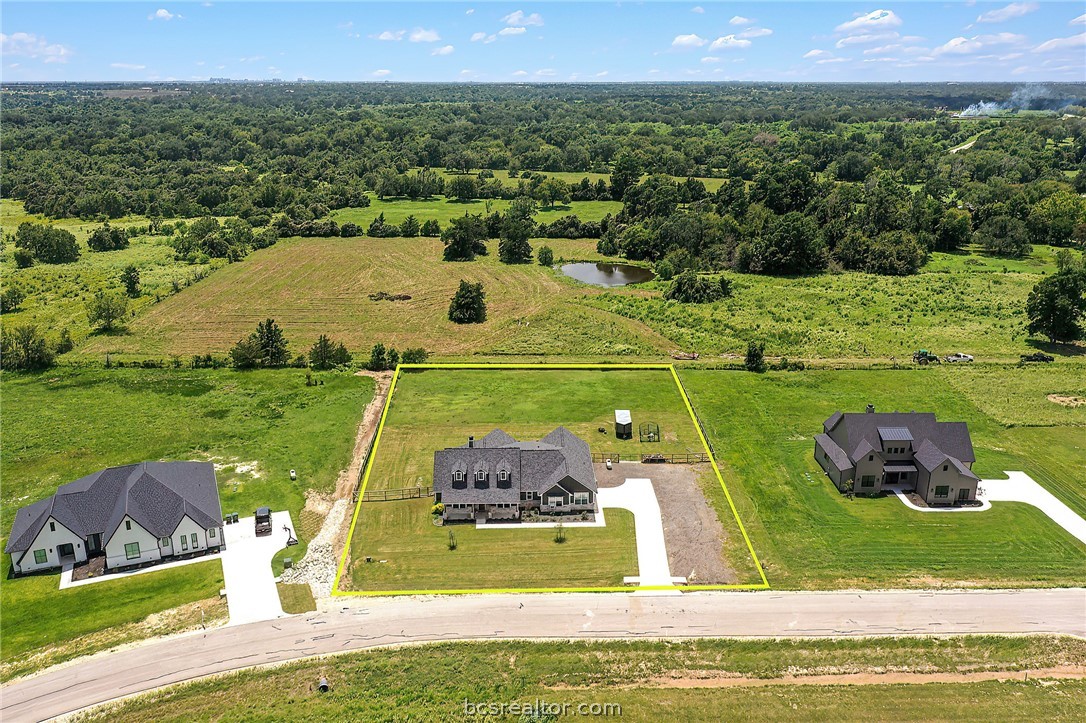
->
[4,588,1085,722]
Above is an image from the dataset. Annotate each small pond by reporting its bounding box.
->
[560,262,656,287]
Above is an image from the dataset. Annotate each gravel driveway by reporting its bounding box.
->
[596,462,737,584]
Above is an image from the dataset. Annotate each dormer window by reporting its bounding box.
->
[475,470,486,483]
[453,470,464,482]
[498,470,509,483]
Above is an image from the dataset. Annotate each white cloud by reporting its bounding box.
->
[499,27,526,37]
[110,62,146,70]
[535,68,556,76]
[0,32,73,63]
[148,8,181,21]
[864,43,902,55]
[375,30,405,41]
[836,9,902,33]
[803,49,831,59]
[466,8,475,15]
[817,57,850,64]
[701,56,721,64]
[729,16,753,26]
[737,27,773,39]
[502,11,544,27]
[691,6,705,14]
[409,28,441,43]
[470,32,487,42]
[238,55,265,63]
[432,44,455,56]
[1072,14,1085,26]
[976,3,1038,24]
[1032,32,1086,52]
[595,70,609,77]
[512,69,528,77]
[999,52,1024,60]
[372,69,391,77]
[933,32,1026,55]
[338,21,353,29]
[836,31,899,48]
[709,35,752,51]
[672,34,707,48]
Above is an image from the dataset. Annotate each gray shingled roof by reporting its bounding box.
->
[913,439,979,480]
[434,427,596,505]
[5,462,222,554]
[827,412,975,466]
[815,433,853,472]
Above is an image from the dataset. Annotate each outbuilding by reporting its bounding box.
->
[615,409,632,440]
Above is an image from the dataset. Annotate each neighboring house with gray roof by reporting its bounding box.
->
[433,427,597,522]
[5,462,224,575]
[814,406,979,505]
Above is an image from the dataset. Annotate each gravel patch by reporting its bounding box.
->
[596,462,736,584]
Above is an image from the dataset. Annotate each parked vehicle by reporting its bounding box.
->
[1020,352,1055,363]
[944,352,974,363]
[255,506,272,536]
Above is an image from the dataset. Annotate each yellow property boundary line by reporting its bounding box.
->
[331,363,770,596]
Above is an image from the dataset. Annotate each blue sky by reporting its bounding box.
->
[2,2,1084,82]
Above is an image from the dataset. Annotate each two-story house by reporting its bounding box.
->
[814,406,979,505]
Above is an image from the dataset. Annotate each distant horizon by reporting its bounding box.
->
[3,2,1084,83]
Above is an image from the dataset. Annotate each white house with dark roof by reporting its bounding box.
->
[5,461,224,575]
[433,427,597,522]
[814,407,979,505]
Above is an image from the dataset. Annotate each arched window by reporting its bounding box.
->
[498,469,509,482]
[476,469,486,483]
[453,470,464,482]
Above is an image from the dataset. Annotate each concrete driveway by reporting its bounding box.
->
[982,472,1086,546]
[221,510,295,626]
[597,478,678,589]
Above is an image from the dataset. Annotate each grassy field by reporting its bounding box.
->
[1,367,373,676]
[82,637,1086,721]
[0,561,225,682]
[332,194,623,227]
[68,214,1083,363]
[587,245,1084,361]
[344,367,762,591]
[679,367,1086,589]
[0,200,220,349]
[83,235,671,358]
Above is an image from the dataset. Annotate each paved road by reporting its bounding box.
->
[3,588,1084,722]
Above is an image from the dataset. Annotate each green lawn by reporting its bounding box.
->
[1,367,373,676]
[82,637,1086,722]
[0,560,224,681]
[345,367,761,591]
[679,367,1086,589]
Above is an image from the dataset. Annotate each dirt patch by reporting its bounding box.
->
[596,462,736,584]
[549,666,1086,690]
[71,557,106,582]
[1048,394,1086,408]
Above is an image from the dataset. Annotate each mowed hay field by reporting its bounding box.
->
[84,235,672,358]
[345,368,764,591]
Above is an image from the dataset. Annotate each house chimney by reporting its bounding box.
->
[866,404,875,414]
[468,436,474,448]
